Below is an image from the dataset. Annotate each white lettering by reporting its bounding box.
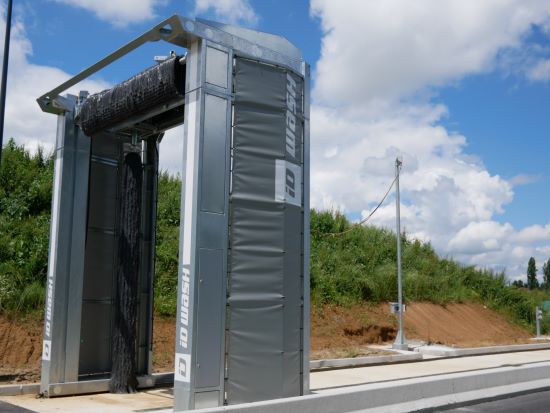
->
[286,128,296,155]
[42,269,55,360]
[275,160,302,207]
[42,340,52,361]
[287,73,296,97]
[285,168,296,198]
[179,268,191,349]
[285,73,298,159]
[44,270,54,340]
[287,94,296,113]
[286,110,296,132]
[179,327,188,347]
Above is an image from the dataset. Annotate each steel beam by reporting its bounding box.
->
[41,97,91,395]
[174,38,233,411]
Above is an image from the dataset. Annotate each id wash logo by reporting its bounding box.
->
[275,72,302,207]
[175,353,191,383]
[42,340,52,361]
[179,267,190,350]
[285,73,298,159]
[275,160,301,207]
[175,266,191,383]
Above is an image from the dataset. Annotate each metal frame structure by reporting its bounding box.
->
[38,15,310,410]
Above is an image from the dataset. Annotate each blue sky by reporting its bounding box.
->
[439,72,550,228]
[3,0,550,280]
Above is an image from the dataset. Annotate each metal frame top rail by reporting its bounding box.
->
[36,15,304,116]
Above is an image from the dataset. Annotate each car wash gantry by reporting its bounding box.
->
[37,14,310,411]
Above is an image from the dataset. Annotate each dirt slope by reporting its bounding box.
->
[0,302,534,382]
[0,315,42,383]
[403,302,532,347]
[310,302,533,358]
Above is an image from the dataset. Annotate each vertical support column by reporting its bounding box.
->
[41,97,91,395]
[137,136,160,375]
[302,63,311,395]
[174,39,232,411]
[63,126,91,383]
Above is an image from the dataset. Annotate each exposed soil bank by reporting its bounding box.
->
[0,302,534,383]
[0,314,42,384]
[403,302,532,347]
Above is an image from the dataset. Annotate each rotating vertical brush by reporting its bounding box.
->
[110,151,142,393]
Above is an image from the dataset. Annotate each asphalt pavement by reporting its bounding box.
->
[0,401,36,412]
[441,389,550,412]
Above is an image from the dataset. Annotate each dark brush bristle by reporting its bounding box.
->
[79,57,185,136]
[109,152,142,394]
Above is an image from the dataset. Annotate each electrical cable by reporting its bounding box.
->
[318,174,398,237]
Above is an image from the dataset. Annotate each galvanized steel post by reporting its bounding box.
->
[536,306,542,338]
[393,158,407,350]
[0,0,13,166]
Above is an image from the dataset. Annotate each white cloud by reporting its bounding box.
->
[509,174,542,186]
[310,0,550,280]
[311,102,515,254]
[448,221,514,254]
[513,223,550,244]
[158,125,184,174]
[527,58,550,81]
[194,0,258,25]
[311,0,550,104]
[53,0,164,26]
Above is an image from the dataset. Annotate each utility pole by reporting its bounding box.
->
[536,306,542,338]
[393,157,408,350]
[0,0,13,166]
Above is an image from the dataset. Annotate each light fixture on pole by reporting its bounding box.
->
[393,157,408,350]
[0,0,13,167]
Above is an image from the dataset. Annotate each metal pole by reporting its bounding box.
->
[393,158,407,350]
[0,0,13,166]
[536,306,541,338]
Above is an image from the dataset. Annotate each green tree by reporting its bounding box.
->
[0,139,53,312]
[543,259,550,289]
[154,171,182,315]
[527,257,539,290]
[512,279,526,288]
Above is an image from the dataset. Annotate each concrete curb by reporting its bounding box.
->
[310,353,422,370]
[358,378,550,413]
[0,383,39,397]
[416,342,550,357]
[0,372,175,397]
[0,353,423,396]
[190,361,550,413]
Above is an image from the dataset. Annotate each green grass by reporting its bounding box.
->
[0,139,52,314]
[310,210,546,330]
[154,171,181,315]
[0,140,547,331]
